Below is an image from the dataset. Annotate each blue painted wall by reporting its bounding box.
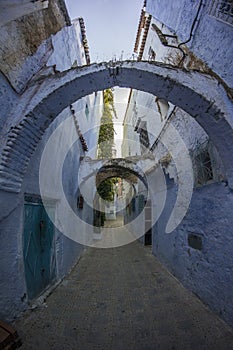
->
[0,108,86,321]
[147,0,233,86]
[0,73,18,132]
[153,180,233,326]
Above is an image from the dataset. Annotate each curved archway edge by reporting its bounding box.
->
[0,60,233,192]
[78,157,152,192]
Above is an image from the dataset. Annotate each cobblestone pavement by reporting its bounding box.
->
[14,223,233,350]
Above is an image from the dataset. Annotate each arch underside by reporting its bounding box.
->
[0,60,232,192]
[97,166,146,187]
[96,158,149,188]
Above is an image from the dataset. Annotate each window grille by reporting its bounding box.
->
[192,140,214,186]
[140,128,150,150]
[208,0,233,26]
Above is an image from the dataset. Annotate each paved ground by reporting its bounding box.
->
[14,222,233,350]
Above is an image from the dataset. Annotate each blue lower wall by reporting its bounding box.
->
[153,181,233,326]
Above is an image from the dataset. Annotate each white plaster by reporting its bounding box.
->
[47,21,86,71]
[1,61,232,192]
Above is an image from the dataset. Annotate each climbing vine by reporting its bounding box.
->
[97,89,116,159]
[97,90,117,201]
[97,178,115,202]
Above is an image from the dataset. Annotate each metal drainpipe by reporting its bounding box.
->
[164,44,186,66]
[178,0,204,65]
[156,0,204,67]
[151,23,186,66]
[150,1,207,153]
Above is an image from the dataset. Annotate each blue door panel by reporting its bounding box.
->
[23,201,56,300]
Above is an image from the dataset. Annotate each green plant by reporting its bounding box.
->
[97,178,115,202]
[98,89,116,159]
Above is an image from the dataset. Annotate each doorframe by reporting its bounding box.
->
[23,193,58,302]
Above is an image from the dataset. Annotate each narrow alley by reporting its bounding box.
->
[1,1,233,349]
[14,222,233,350]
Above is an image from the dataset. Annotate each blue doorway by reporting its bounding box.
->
[23,195,56,300]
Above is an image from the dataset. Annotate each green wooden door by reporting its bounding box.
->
[23,198,56,300]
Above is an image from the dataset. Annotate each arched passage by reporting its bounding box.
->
[85,157,153,188]
[78,156,151,213]
[0,60,232,192]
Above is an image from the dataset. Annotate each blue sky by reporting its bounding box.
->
[65,0,143,62]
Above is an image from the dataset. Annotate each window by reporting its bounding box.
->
[134,118,150,152]
[193,142,214,186]
[137,121,150,152]
[132,101,138,126]
[77,195,84,209]
[196,149,213,185]
[85,103,89,120]
[208,0,233,26]
[148,46,156,61]
[139,127,150,150]
[155,97,169,121]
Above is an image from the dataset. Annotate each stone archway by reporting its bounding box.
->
[0,60,232,192]
[79,156,156,189]
[77,156,153,212]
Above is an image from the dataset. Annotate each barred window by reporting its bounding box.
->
[135,120,150,152]
[192,141,214,186]
[195,150,213,186]
[139,127,150,150]
[208,0,233,26]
